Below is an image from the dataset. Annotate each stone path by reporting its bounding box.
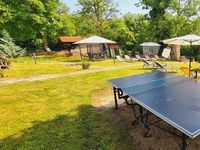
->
[0,64,140,86]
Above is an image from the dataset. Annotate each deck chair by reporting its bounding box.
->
[181,67,193,78]
[0,60,9,69]
[0,55,9,69]
[135,55,149,61]
[124,55,138,62]
[155,61,179,72]
[154,61,167,71]
[116,55,125,63]
[154,55,166,61]
[144,55,156,61]
[141,59,155,68]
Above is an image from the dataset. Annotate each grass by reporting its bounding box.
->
[3,63,80,79]
[2,56,82,79]
[0,56,200,149]
[0,66,147,149]
[1,56,140,80]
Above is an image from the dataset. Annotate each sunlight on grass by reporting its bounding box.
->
[0,66,146,149]
[2,56,83,79]
[1,56,200,149]
[3,63,80,79]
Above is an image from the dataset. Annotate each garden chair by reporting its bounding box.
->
[124,55,138,62]
[141,59,155,68]
[154,61,167,71]
[116,55,125,63]
[154,55,166,61]
[135,55,149,61]
[181,67,193,78]
[0,55,9,69]
[154,61,178,72]
[144,55,156,61]
[0,60,9,69]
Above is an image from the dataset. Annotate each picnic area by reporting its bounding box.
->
[1,0,200,150]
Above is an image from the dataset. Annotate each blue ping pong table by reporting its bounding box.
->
[108,71,200,150]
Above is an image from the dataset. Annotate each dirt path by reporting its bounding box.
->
[0,64,140,86]
[94,90,200,150]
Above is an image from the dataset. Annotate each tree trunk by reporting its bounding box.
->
[43,37,51,52]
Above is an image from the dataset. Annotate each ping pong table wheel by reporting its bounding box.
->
[144,131,151,138]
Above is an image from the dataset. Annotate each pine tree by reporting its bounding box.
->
[0,31,26,58]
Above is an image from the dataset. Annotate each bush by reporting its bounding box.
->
[0,69,4,78]
[82,60,90,70]
[0,31,26,58]
[123,49,128,56]
[195,54,200,63]
[131,48,136,57]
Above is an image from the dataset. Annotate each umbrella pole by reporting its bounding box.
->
[189,41,192,78]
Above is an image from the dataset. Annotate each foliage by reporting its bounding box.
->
[1,0,200,53]
[123,49,128,56]
[0,69,4,78]
[169,0,200,19]
[0,1,11,28]
[2,0,74,50]
[82,59,90,69]
[77,0,119,34]
[0,31,26,58]
[195,54,200,62]
[139,0,172,19]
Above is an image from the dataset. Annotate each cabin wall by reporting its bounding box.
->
[142,46,160,55]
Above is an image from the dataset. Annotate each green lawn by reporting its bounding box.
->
[0,56,199,149]
[1,56,81,79]
[1,56,140,80]
[0,66,147,149]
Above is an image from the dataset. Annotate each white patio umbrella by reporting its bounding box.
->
[74,36,116,60]
[162,34,200,46]
[74,36,116,44]
[140,42,161,47]
[163,34,200,76]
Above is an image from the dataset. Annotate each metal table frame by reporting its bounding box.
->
[112,86,189,150]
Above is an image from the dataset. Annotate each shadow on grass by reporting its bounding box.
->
[0,105,133,150]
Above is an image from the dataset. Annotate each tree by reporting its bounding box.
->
[139,0,172,19]
[103,18,135,50]
[170,0,200,19]
[73,14,97,36]
[3,0,74,50]
[77,0,119,34]
[0,31,26,58]
[0,1,11,31]
[137,1,172,40]
[192,17,200,35]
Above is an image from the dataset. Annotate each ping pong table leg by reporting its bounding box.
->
[181,133,188,150]
[144,111,151,137]
[139,106,143,123]
[113,87,118,109]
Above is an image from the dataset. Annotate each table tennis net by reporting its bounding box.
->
[122,76,190,95]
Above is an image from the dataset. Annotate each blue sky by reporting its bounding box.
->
[62,0,149,14]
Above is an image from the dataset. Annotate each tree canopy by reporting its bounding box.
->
[0,0,200,52]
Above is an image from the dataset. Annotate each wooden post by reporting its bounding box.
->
[79,45,82,59]
[86,45,89,54]
[33,53,37,65]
